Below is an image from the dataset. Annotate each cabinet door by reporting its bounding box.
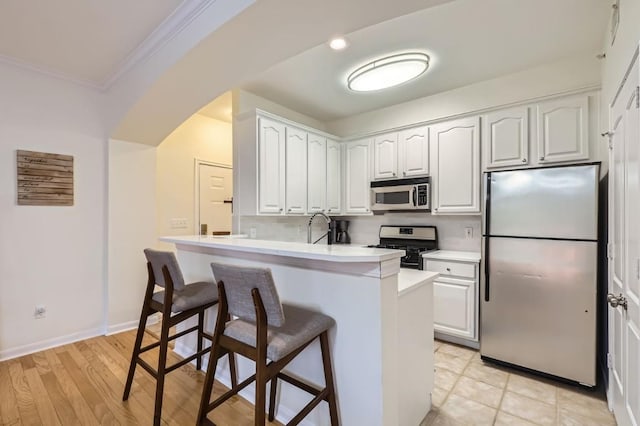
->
[326,139,341,214]
[484,107,529,169]
[258,117,286,214]
[433,277,476,340]
[344,139,371,214]
[536,95,589,164]
[399,126,429,177]
[430,116,480,214]
[307,133,327,214]
[372,133,398,180]
[285,127,307,214]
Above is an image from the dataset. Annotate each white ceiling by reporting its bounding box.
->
[198,91,233,123]
[0,0,186,86]
[240,0,610,122]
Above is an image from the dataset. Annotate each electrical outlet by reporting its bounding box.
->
[464,227,473,239]
[34,305,46,319]
[170,218,189,229]
[250,227,257,238]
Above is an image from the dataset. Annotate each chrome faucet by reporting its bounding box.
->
[307,212,333,245]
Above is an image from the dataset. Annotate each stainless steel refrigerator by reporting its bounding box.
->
[481,163,599,386]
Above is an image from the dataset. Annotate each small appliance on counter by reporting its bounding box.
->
[368,225,438,269]
[331,220,351,244]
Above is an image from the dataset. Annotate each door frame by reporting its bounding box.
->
[194,158,232,235]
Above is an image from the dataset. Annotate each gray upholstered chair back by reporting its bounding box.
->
[210,262,285,327]
[144,249,186,291]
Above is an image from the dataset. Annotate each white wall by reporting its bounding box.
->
[0,62,107,359]
[107,139,157,333]
[326,54,601,137]
[156,114,232,245]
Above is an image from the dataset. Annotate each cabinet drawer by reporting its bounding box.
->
[425,260,476,279]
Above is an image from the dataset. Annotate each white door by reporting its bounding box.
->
[537,95,589,164]
[372,133,398,180]
[285,126,307,214]
[258,117,285,214]
[326,139,341,214]
[307,133,326,213]
[399,126,429,177]
[430,116,481,214]
[483,106,529,169]
[198,164,232,235]
[608,53,639,426]
[344,139,371,214]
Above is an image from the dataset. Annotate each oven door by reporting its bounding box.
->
[371,185,415,211]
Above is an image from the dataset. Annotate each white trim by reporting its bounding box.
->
[194,159,233,235]
[102,0,217,89]
[106,314,160,336]
[0,53,102,90]
[0,327,103,362]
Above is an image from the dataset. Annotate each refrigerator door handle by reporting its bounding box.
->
[484,173,491,302]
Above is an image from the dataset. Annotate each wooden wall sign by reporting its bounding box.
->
[17,150,74,206]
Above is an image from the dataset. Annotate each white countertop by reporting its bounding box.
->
[422,250,481,263]
[398,269,438,296]
[161,235,405,263]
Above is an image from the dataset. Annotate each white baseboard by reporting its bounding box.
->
[0,327,104,362]
[106,314,159,336]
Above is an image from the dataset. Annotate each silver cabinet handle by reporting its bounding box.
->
[279,208,283,212]
[539,156,545,161]
[288,208,292,212]
[392,172,396,177]
[403,171,406,176]
[522,158,527,163]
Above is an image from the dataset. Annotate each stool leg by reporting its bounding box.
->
[268,377,277,421]
[154,315,171,426]
[254,358,267,426]
[320,331,339,426]
[197,345,222,425]
[228,352,238,389]
[123,295,152,401]
[197,310,204,371]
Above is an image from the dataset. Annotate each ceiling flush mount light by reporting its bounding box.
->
[347,52,430,92]
[329,37,348,50]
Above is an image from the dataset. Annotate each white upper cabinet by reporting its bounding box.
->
[326,139,342,214]
[307,133,327,214]
[536,95,589,164]
[258,117,286,214]
[430,116,481,214]
[285,127,307,214]
[483,107,529,169]
[344,139,371,215]
[372,133,398,180]
[399,126,429,178]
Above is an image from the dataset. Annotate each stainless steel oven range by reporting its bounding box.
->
[367,225,438,269]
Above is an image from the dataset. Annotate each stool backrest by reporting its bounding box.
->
[144,249,186,291]
[210,262,285,327]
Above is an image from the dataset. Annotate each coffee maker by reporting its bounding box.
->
[331,220,351,244]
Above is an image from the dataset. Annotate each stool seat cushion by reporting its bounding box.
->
[223,304,335,362]
[153,281,218,313]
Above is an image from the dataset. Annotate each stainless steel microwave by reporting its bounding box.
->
[370,177,431,212]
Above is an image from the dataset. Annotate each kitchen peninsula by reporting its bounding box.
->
[160,235,438,426]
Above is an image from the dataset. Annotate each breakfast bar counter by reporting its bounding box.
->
[160,236,437,426]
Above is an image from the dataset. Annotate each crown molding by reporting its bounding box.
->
[0,53,103,90]
[100,0,218,90]
[0,0,218,92]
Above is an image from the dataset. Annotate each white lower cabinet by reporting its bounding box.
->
[424,255,479,347]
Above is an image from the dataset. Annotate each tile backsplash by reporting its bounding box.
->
[237,213,482,252]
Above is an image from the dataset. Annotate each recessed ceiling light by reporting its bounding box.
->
[329,37,348,50]
[347,52,430,92]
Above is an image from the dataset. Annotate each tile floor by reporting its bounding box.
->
[422,340,617,426]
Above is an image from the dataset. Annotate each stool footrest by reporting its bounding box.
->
[207,373,257,411]
[286,388,329,426]
[166,347,210,373]
[277,372,323,397]
[137,358,158,379]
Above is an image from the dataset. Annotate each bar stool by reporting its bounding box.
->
[123,249,237,426]
[197,262,339,426]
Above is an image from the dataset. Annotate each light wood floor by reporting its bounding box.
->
[0,329,281,425]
